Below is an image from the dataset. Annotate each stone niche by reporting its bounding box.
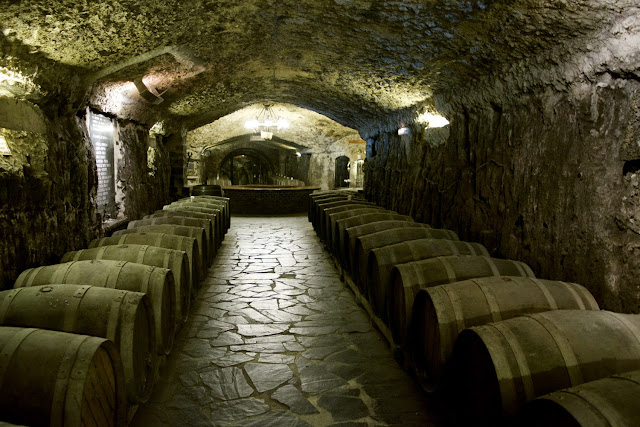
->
[365,82,640,313]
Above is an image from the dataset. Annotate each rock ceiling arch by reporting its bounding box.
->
[0,0,637,133]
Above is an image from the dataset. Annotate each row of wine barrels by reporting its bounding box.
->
[309,190,363,221]
[0,285,156,404]
[128,216,215,262]
[315,200,373,233]
[113,225,209,275]
[411,276,599,385]
[335,212,415,267]
[326,207,386,247]
[389,255,536,345]
[172,197,230,231]
[310,190,630,427]
[179,195,230,227]
[191,184,223,197]
[14,259,176,356]
[450,310,640,425]
[517,369,640,427]
[357,226,459,291]
[62,244,191,325]
[89,232,199,309]
[164,205,224,244]
[147,210,221,250]
[366,238,487,320]
[0,326,127,426]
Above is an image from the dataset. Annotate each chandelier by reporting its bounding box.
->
[244,104,290,140]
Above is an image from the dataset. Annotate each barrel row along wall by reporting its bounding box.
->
[363,69,640,315]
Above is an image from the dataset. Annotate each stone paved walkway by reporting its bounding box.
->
[131,215,448,426]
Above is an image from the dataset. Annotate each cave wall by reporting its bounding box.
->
[0,99,99,290]
[365,82,640,313]
[114,120,171,220]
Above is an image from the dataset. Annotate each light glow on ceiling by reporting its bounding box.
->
[417,111,450,128]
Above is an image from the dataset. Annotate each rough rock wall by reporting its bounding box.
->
[365,82,640,313]
[115,121,171,220]
[0,103,99,290]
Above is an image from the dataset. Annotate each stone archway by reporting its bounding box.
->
[219,148,274,185]
[334,155,350,188]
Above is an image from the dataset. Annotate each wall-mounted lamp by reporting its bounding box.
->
[296,152,302,157]
[133,77,165,105]
[398,126,410,135]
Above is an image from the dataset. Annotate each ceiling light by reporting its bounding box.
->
[417,111,450,128]
[244,104,290,136]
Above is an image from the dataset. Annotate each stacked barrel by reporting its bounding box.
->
[310,190,639,427]
[271,175,305,186]
[0,195,229,426]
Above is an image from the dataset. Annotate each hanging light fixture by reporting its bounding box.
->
[244,104,290,140]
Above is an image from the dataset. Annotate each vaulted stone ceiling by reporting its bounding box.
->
[1,0,637,135]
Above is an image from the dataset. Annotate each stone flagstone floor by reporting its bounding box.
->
[131,215,448,426]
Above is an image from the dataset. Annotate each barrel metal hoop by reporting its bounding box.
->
[63,286,92,331]
[118,234,127,245]
[561,387,627,426]
[0,328,37,385]
[65,337,99,423]
[163,250,172,269]
[479,325,521,413]
[441,285,465,333]
[141,266,154,293]
[154,233,164,247]
[25,266,44,288]
[604,312,640,351]
[0,288,22,323]
[106,261,127,289]
[529,278,559,310]
[51,262,74,285]
[52,333,88,425]
[559,281,587,310]
[106,292,125,342]
[437,257,456,283]
[96,245,108,261]
[447,230,458,241]
[483,256,501,277]
[444,239,460,256]
[72,250,82,261]
[137,245,150,264]
[491,321,536,402]
[472,279,502,323]
[530,313,583,386]
[511,260,527,277]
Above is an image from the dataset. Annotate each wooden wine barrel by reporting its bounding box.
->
[315,200,373,231]
[0,327,127,427]
[128,217,216,264]
[450,310,640,424]
[517,369,640,427]
[14,260,176,355]
[412,277,599,386]
[191,184,223,196]
[171,199,228,231]
[89,232,200,295]
[61,244,191,325]
[0,285,157,404]
[336,213,414,266]
[147,210,221,250]
[322,204,384,243]
[389,255,535,345]
[113,224,209,273]
[346,220,431,280]
[328,208,388,249]
[367,239,488,320]
[176,197,230,231]
[357,227,460,292]
[164,205,225,240]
